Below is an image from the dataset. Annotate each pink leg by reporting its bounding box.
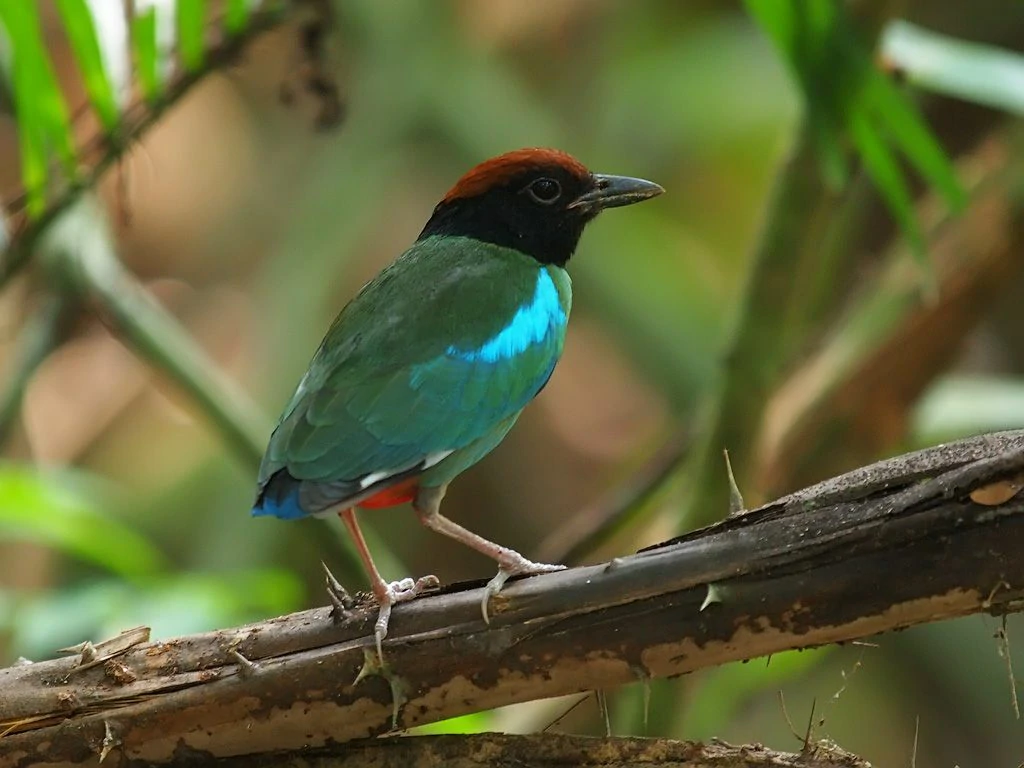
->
[336,508,438,661]
[413,486,564,624]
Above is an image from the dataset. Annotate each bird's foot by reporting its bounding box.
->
[481,553,565,624]
[371,574,440,663]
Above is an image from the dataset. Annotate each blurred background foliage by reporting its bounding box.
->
[1,0,1024,765]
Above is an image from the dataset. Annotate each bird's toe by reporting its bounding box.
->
[480,558,565,624]
[496,551,566,578]
[388,574,441,602]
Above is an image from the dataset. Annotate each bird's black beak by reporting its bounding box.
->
[569,173,665,213]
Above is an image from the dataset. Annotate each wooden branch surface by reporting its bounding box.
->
[188,733,871,768]
[4,431,1024,766]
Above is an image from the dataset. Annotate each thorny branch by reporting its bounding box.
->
[2,431,1024,766]
[176,733,872,768]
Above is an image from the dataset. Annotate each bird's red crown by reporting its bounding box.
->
[442,148,590,204]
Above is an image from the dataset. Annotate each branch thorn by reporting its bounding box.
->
[323,561,355,623]
[230,649,259,677]
[98,719,122,763]
[724,448,746,516]
[701,583,724,611]
[353,646,407,729]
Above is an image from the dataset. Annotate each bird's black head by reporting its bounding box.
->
[418,148,664,267]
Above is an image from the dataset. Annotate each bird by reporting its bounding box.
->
[252,148,663,658]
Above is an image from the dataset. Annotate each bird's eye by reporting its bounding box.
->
[525,177,562,205]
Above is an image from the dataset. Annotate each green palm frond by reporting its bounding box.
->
[0,0,270,222]
[745,0,967,261]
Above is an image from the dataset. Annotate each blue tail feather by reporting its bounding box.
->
[251,493,306,520]
[252,470,308,520]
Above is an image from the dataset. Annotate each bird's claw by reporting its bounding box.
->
[372,574,440,663]
[481,555,565,624]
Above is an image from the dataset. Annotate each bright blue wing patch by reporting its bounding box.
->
[446,269,567,363]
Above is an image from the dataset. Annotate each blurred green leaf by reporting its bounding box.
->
[863,74,966,211]
[0,581,130,658]
[131,5,161,103]
[176,0,205,72]
[600,17,797,157]
[54,0,120,132]
[883,20,1024,116]
[744,0,964,259]
[15,114,47,218]
[225,0,254,36]
[409,711,494,735]
[848,109,923,255]
[0,464,165,579]
[0,569,303,659]
[0,2,78,216]
[126,569,303,638]
[687,648,833,739]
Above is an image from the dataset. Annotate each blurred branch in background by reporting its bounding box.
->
[758,131,1024,494]
[683,0,966,530]
[536,430,689,564]
[39,196,269,466]
[0,294,75,446]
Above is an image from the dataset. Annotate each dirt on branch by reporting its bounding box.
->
[3,431,1024,767]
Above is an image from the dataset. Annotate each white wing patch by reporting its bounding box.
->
[358,469,391,488]
[423,450,453,469]
[357,450,454,489]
